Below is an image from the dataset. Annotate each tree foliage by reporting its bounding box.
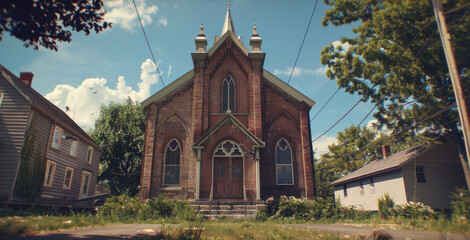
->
[320,0,469,132]
[0,0,111,51]
[90,99,145,196]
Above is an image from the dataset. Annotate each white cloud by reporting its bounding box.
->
[45,59,160,130]
[332,40,351,52]
[167,65,172,77]
[367,119,391,134]
[104,0,158,31]
[273,66,327,77]
[313,135,337,155]
[158,16,168,26]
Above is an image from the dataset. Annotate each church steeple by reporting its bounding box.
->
[221,3,235,36]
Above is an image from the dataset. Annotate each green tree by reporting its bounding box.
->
[90,98,145,196]
[320,0,469,185]
[0,0,111,51]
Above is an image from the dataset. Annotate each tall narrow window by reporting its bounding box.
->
[164,139,181,185]
[70,139,78,156]
[369,177,375,194]
[222,75,235,112]
[86,146,93,164]
[343,184,348,197]
[275,138,294,185]
[416,166,426,183]
[63,167,74,189]
[0,91,4,108]
[359,179,364,195]
[80,171,91,198]
[44,161,56,187]
[51,126,63,149]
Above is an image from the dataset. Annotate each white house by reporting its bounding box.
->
[331,137,467,211]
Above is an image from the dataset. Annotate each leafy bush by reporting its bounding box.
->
[96,194,200,222]
[378,193,395,219]
[450,188,470,222]
[263,196,369,221]
[392,202,436,219]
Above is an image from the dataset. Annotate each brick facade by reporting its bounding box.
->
[140,23,315,202]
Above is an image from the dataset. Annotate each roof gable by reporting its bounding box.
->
[208,31,249,57]
[141,70,194,108]
[0,65,101,150]
[331,145,429,185]
[192,110,265,149]
[263,70,315,107]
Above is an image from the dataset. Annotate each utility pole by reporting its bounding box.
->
[432,0,470,186]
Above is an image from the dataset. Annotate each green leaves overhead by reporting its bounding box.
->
[320,0,469,131]
[89,98,145,196]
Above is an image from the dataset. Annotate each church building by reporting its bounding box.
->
[140,8,316,201]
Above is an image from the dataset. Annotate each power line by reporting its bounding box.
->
[287,0,319,84]
[311,88,340,122]
[132,0,166,87]
[311,22,431,143]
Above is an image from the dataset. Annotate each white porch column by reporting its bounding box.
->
[196,148,202,200]
[255,149,261,200]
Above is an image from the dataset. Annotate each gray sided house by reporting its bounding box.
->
[0,65,103,207]
[331,138,466,211]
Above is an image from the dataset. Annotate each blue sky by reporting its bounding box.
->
[0,0,376,155]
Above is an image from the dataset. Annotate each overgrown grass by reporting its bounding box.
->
[149,222,360,240]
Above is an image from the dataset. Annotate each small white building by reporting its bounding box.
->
[331,137,467,211]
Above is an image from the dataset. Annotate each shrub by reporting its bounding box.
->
[378,193,395,219]
[392,202,436,219]
[450,188,470,222]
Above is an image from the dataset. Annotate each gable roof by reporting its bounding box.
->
[192,110,265,149]
[331,145,429,185]
[141,70,194,108]
[263,70,315,107]
[0,65,101,150]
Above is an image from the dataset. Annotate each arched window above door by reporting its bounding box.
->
[222,75,235,112]
[275,138,294,185]
[164,139,181,185]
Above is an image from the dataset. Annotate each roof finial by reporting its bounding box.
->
[199,23,204,35]
[253,23,257,35]
[225,0,232,9]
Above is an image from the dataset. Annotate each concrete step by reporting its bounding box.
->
[190,201,263,219]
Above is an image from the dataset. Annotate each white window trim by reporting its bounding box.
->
[63,167,74,190]
[43,161,56,187]
[163,139,181,186]
[51,126,63,150]
[69,139,79,157]
[80,171,92,198]
[275,138,294,185]
[86,146,94,164]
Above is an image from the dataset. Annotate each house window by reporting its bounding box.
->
[86,146,93,164]
[51,126,63,149]
[369,177,375,194]
[416,166,426,183]
[63,167,74,189]
[343,184,348,197]
[359,179,364,195]
[44,161,56,187]
[275,138,294,185]
[0,91,4,108]
[69,139,78,156]
[222,75,235,112]
[164,139,181,185]
[80,171,92,197]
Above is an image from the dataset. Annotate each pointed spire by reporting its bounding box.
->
[221,4,235,36]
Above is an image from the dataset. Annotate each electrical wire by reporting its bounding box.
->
[287,0,319,84]
[132,0,166,87]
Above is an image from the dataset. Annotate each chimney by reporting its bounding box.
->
[20,72,34,87]
[382,145,391,158]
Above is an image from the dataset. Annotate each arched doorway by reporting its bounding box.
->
[212,140,244,199]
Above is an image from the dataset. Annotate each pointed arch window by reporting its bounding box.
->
[222,75,235,112]
[275,138,294,185]
[164,139,181,185]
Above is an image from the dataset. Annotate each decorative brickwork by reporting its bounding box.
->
[140,19,315,202]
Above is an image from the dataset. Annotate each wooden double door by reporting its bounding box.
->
[214,157,243,199]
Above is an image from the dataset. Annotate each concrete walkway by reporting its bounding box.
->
[286,224,470,240]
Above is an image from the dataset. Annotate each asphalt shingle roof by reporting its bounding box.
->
[331,145,429,185]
